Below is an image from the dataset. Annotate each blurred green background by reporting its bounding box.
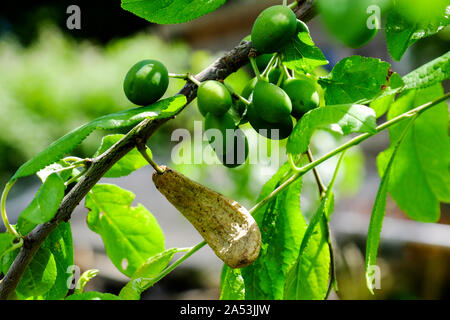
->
[0,0,449,300]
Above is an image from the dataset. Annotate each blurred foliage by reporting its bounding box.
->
[0,24,191,183]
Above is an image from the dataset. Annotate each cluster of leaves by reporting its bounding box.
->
[1,96,190,299]
[219,54,449,300]
[1,0,449,300]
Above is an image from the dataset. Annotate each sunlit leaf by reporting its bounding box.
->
[121,0,226,24]
[85,184,165,277]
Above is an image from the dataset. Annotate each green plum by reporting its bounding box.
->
[197,80,232,117]
[252,80,292,123]
[205,113,248,167]
[282,78,320,118]
[251,5,297,54]
[123,59,169,106]
[247,103,293,140]
[219,129,249,168]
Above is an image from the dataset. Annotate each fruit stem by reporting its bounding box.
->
[64,168,87,186]
[168,73,202,87]
[63,156,84,163]
[249,56,262,80]
[288,1,299,9]
[168,73,188,78]
[260,53,278,79]
[282,64,294,79]
[276,71,285,87]
[187,74,202,87]
[223,82,251,106]
[1,181,20,238]
[145,241,207,286]
[137,142,164,174]
[234,93,251,106]
[51,162,86,175]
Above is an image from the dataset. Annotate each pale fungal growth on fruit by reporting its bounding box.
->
[152,166,261,268]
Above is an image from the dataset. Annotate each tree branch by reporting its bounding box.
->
[0,3,316,300]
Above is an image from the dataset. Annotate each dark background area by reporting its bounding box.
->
[0,0,151,45]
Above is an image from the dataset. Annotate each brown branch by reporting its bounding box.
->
[0,2,316,300]
[306,148,326,197]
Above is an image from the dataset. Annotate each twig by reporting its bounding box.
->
[306,148,326,197]
[136,141,164,174]
[142,241,207,289]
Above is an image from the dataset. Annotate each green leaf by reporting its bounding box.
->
[11,124,95,182]
[85,184,165,277]
[220,265,245,300]
[16,247,57,298]
[40,222,74,300]
[241,166,306,299]
[11,95,186,181]
[120,248,180,300]
[319,56,390,105]
[377,84,449,222]
[218,162,295,300]
[385,5,449,61]
[284,153,343,300]
[74,269,99,294]
[287,104,377,155]
[280,24,328,73]
[17,173,65,235]
[4,223,73,300]
[1,247,18,276]
[370,94,394,118]
[90,95,186,130]
[256,162,293,204]
[284,210,331,299]
[37,160,75,183]
[402,51,450,91]
[365,117,415,293]
[121,0,226,24]
[374,52,450,105]
[94,134,150,178]
[0,233,15,261]
[66,292,122,300]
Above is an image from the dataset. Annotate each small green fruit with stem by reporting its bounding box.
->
[123,59,169,106]
[232,77,258,124]
[240,35,274,72]
[205,112,249,167]
[251,5,297,54]
[219,129,249,168]
[204,112,236,155]
[252,80,292,123]
[242,77,258,100]
[197,80,232,117]
[247,103,293,140]
[283,77,320,118]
